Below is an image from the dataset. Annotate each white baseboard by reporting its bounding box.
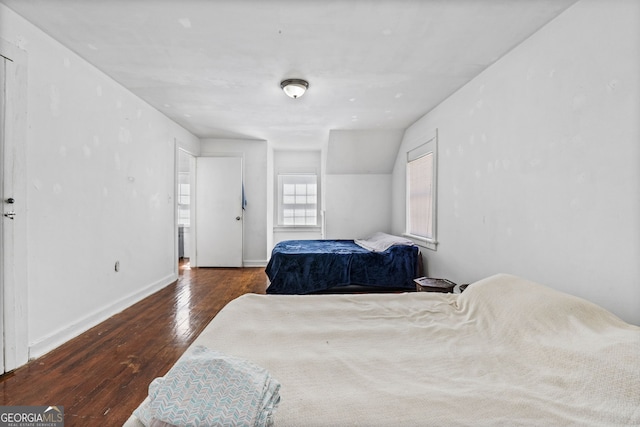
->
[243,259,268,268]
[28,273,178,360]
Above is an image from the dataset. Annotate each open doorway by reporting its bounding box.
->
[177,149,195,269]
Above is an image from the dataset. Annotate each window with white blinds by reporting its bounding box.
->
[406,132,437,250]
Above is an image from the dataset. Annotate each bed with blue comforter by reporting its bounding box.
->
[265,233,420,294]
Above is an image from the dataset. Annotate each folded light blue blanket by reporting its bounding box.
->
[134,346,281,427]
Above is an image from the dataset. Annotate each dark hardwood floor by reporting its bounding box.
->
[0,260,268,426]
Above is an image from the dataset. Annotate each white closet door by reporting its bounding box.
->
[195,157,243,267]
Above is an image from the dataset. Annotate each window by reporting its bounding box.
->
[278,174,318,226]
[406,132,437,250]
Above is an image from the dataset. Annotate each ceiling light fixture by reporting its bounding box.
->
[280,79,309,99]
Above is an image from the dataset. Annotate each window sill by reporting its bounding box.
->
[403,233,438,251]
[274,226,322,233]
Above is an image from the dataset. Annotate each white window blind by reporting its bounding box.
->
[406,131,437,249]
[408,153,434,238]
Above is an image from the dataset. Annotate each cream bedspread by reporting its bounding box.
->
[125,274,640,426]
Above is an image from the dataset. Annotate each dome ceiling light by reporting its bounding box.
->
[280,79,309,99]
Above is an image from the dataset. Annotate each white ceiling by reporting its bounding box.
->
[1,0,577,150]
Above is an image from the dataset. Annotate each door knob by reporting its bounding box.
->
[6,198,14,204]
[4,211,16,220]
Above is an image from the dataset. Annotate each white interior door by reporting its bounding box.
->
[1,52,7,374]
[195,157,243,267]
[1,41,29,373]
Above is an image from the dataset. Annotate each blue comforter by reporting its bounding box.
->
[265,239,419,294]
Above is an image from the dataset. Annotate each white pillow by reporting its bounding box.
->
[354,232,415,252]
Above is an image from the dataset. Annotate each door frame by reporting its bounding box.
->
[1,38,29,372]
[176,147,196,267]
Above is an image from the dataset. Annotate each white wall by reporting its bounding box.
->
[200,139,268,266]
[392,0,640,324]
[1,4,201,358]
[325,174,391,239]
[323,130,400,239]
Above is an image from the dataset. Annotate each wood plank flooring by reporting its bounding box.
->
[0,261,268,426]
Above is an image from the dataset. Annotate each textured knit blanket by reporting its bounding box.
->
[133,346,280,427]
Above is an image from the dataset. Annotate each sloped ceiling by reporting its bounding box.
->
[326,130,404,174]
[1,0,577,152]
